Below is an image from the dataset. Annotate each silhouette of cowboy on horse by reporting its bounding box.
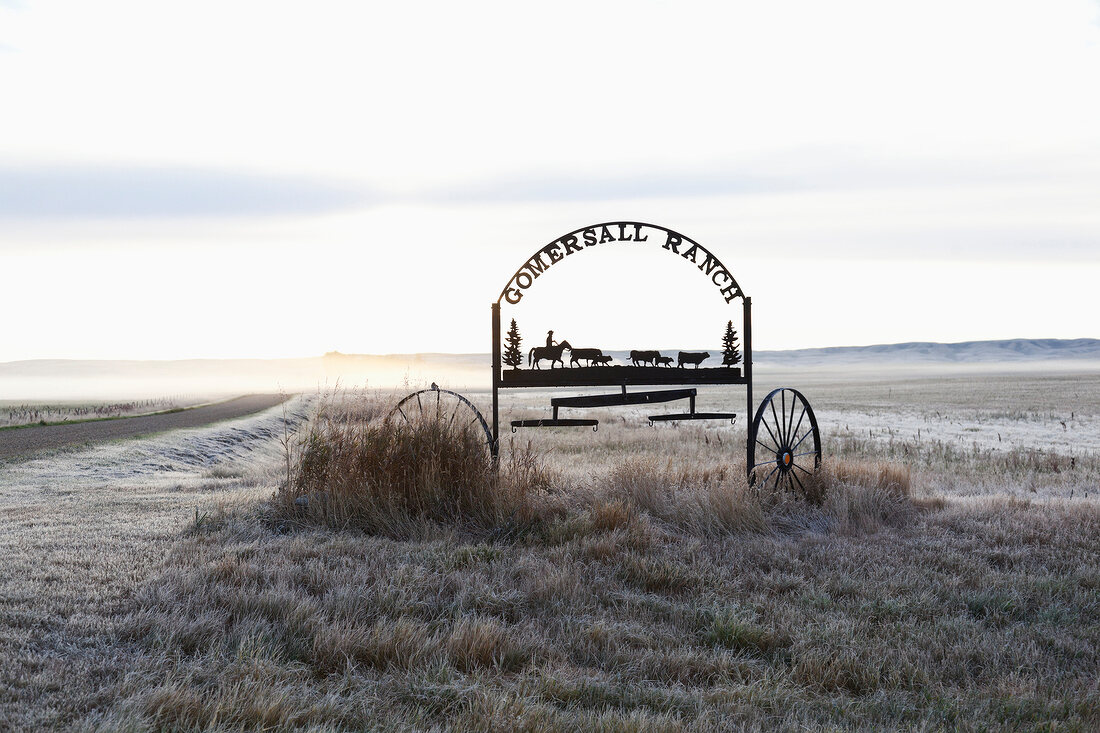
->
[529,329,571,369]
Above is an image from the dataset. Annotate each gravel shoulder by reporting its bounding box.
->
[0,394,290,460]
[0,398,305,730]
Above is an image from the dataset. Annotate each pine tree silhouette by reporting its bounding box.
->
[721,320,741,366]
[503,318,524,369]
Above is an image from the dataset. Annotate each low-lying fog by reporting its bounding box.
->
[1,339,1098,402]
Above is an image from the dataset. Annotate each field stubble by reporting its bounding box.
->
[91,377,1100,731]
[1,372,1097,731]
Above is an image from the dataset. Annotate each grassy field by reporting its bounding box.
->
[0,396,204,429]
[1,370,1098,731]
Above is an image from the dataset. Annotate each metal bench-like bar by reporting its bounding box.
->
[649,412,737,424]
[513,386,734,431]
[511,418,599,432]
[551,388,697,409]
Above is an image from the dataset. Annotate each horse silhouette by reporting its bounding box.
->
[529,340,572,369]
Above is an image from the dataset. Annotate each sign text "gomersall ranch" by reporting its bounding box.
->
[500,222,744,305]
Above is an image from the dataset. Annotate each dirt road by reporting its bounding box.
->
[0,397,305,729]
[0,393,290,460]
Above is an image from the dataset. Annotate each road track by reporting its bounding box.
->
[0,393,290,460]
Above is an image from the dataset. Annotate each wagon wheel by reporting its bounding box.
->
[749,387,822,494]
[387,385,494,454]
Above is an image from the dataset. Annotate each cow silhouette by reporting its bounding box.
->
[654,356,674,367]
[569,348,604,367]
[630,349,661,366]
[677,351,710,368]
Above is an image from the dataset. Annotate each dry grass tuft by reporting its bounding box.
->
[827,457,911,496]
[311,618,430,672]
[703,611,790,658]
[279,404,544,538]
[602,456,768,536]
[598,454,914,537]
[445,616,528,672]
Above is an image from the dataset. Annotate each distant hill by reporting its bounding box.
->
[751,338,1100,365]
[390,338,1100,368]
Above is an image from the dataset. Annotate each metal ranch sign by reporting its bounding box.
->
[499,222,744,305]
[391,220,823,495]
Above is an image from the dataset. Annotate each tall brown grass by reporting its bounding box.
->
[597,454,915,538]
[279,408,541,537]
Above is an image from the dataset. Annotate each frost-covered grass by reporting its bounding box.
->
[1,373,1098,731]
[0,395,209,428]
[0,398,309,731]
[100,493,1097,732]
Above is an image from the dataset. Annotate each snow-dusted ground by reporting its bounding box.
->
[789,369,1100,457]
[817,407,1097,457]
[0,396,312,727]
[0,396,309,496]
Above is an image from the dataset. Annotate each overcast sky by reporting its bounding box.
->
[2,0,1099,360]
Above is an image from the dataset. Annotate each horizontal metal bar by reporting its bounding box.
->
[552,389,696,408]
[648,412,737,422]
[510,419,599,428]
[500,365,745,388]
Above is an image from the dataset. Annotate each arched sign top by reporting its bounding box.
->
[497,221,746,306]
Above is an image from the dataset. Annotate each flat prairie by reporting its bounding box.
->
[0,366,1097,731]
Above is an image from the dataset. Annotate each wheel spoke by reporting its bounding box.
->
[751,459,779,471]
[791,462,813,478]
[397,405,408,422]
[792,471,806,494]
[779,390,787,444]
[792,450,818,458]
[416,392,423,415]
[789,406,807,451]
[756,436,780,455]
[769,399,784,447]
[786,393,797,447]
[759,414,782,451]
[761,465,779,486]
[791,429,813,451]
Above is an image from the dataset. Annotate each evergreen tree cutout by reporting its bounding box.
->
[721,320,742,366]
[503,318,524,369]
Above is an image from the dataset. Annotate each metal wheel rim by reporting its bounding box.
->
[749,387,822,493]
[388,387,494,453]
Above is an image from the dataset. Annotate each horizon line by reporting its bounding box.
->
[2,336,1098,365]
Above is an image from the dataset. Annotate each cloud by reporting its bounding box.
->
[423,170,792,204]
[418,147,1098,204]
[0,164,369,219]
